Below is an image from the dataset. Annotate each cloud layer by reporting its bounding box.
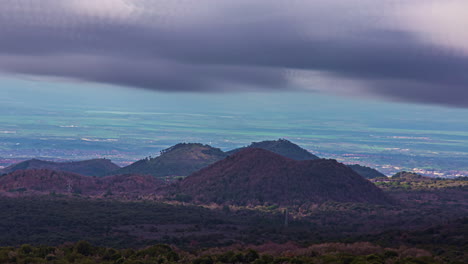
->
[1,0,468,107]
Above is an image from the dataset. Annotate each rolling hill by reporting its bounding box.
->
[0,169,163,196]
[176,148,391,205]
[0,158,120,177]
[113,143,228,177]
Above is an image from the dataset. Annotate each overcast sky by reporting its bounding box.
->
[1,0,468,107]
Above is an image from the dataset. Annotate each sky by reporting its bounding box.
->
[2,0,468,176]
[1,0,468,108]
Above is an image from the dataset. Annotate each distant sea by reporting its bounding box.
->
[2,79,468,177]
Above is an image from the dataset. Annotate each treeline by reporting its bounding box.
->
[0,241,447,264]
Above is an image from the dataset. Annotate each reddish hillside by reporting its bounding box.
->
[227,139,319,160]
[0,169,164,197]
[177,148,390,205]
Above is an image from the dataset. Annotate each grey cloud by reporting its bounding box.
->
[0,0,468,107]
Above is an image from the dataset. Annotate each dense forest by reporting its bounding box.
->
[0,241,453,264]
[0,191,466,263]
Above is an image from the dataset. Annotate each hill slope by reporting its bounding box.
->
[177,148,390,205]
[1,159,120,177]
[227,139,319,160]
[113,143,227,177]
[348,164,386,179]
[0,169,163,196]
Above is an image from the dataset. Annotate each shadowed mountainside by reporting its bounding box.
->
[113,143,227,177]
[176,148,391,206]
[1,158,120,177]
[348,164,386,179]
[227,139,319,160]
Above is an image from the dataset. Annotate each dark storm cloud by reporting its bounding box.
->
[0,0,468,107]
